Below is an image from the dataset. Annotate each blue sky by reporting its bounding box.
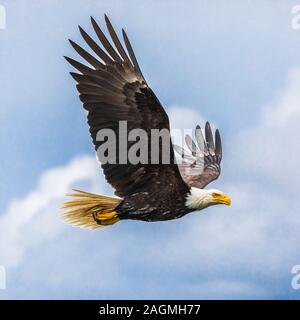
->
[1,0,300,299]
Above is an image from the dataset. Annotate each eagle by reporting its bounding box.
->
[62,15,231,229]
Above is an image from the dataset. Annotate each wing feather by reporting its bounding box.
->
[122,29,145,81]
[185,134,199,157]
[104,15,132,65]
[79,25,115,65]
[175,123,222,188]
[215,129,222,160]
[91,16,123,64]
[205,122,215,154]
[69,39,104,69]
[66,15,188,198]
[195,125,208,155]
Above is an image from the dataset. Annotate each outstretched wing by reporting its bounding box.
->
[174,122,222,189]
[65,15,189,198]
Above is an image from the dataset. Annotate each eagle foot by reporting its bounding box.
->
[93,211,120,226]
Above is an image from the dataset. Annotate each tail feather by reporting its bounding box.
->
[61,189,122,229]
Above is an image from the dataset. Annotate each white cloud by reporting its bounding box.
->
[168,105,218,152]
[0,155,100,268]
[262,67,300,126]
[233,66,300,187]
[169,105,208,130]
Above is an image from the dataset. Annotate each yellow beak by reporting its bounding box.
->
[213,194,231,206]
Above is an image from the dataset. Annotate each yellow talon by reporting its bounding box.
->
[94,211,118,221]
[98,217,120,225]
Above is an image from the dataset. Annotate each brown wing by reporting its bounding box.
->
[65,15,189,197]
[174,122,222,189]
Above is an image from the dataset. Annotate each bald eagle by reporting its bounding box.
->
[62,15,231,229]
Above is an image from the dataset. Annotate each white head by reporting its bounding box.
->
[186,187,231,210]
